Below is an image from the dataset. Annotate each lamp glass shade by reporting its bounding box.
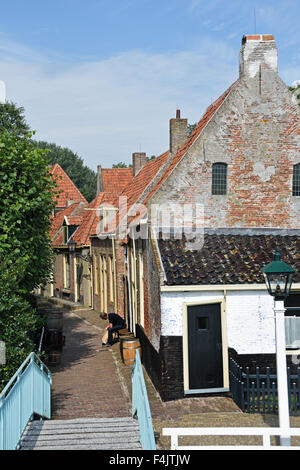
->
[261,250,295,300]
[67,239,76,252]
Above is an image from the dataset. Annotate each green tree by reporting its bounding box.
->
[0,257,44,391]
[289,82,300,106]
[0,130,57,391]
[0,131,56,291]
[35,141,97,202]
[112,162,132,168]
[0,102,97,202]
[188,123,197,136]
[112,155,156,168]
[0,101,30,137]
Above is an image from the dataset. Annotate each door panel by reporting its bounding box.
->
[188,303,223,390]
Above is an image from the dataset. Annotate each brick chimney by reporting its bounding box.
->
[239,34,278,78]
[132,152,147,176]
[170,109,188,155]
[96,165,104,195]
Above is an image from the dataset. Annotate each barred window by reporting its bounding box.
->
[212,162,227,195]
[292,164,300,196]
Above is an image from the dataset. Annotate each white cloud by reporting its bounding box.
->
[0,36,238,170]
[0,32,296,171]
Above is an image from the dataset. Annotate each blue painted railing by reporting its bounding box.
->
[132,350,156,450]
[0,352,52,450]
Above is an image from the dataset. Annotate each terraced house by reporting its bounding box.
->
[49,34,300,402]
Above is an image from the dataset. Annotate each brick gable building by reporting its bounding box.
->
[107,34,300,400]
[47,34,300,402]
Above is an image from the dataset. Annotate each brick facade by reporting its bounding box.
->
[149,78,300,229]
[135,35,300,400]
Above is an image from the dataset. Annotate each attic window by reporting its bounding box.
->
[212,162,227,195]
[292,164,300,196]
[63,222,78,244]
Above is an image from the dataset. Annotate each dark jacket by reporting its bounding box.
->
[108,313,126,328]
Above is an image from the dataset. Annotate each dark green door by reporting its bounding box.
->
[188,303,223,390]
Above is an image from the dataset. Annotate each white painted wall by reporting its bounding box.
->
[161,289,276,355]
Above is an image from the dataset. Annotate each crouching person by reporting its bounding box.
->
[102,309,126,347]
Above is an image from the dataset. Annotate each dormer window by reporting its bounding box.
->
[212,162,227,195]
[292,163,300,196]
[63,220,78,244]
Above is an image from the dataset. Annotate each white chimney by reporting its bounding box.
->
[239,34,278,79]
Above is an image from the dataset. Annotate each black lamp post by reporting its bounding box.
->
[261,249,295,447]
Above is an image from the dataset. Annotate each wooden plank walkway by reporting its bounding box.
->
[21,418,141,450]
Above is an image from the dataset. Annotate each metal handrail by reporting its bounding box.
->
[132,350,156,450]
[38,326,45,353]
[0,352,52,450]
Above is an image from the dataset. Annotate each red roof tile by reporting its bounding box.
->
[101,168,133,194]
[122,151,170,208]
[50,164,87,208]
[51,201,87,246]
[72,192,120,245]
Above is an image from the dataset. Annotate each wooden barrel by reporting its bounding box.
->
[122,338,141,365]
[119,333,134,360]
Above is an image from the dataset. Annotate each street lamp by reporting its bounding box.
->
[67,239,93,264]
[261,249,295,446]
[67,239,76,252]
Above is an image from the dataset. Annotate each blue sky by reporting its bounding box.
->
[0,0,300,170]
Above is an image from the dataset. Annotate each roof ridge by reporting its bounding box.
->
[120,150,170,199]
[50,163,88,205]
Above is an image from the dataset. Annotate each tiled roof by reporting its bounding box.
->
[51,81,237,245]
[108,82,236,235]
[50,164,87,208]
[102,168,133,193]
[51,202,87,246]
[110,150,170,231]
[157,232,300,285]
[72,192,120,245]
[122,151,170,209]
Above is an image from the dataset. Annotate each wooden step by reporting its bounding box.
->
[20,417,142,450]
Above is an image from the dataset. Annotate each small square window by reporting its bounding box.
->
[197,317,209,330]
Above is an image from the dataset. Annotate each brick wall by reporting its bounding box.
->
[137,36,300,398]
[150,67,300,229]
[143,233,162,351]
[137,325,184,400]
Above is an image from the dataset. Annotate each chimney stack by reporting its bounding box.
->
[96,165,104,195]
[170,109,188,155]
[132,152,147,176]
[239,34,277,78]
